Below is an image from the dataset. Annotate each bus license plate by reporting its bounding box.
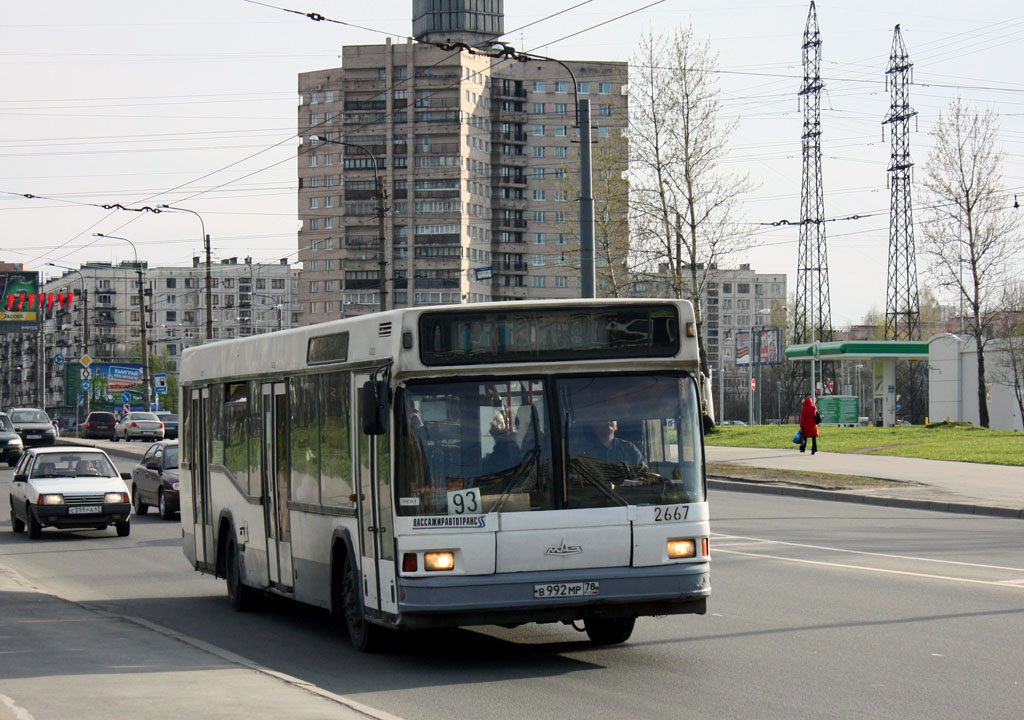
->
[533,581,600,599]
[68,505,101,515]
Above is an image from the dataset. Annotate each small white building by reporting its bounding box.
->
[928,333,1023,431]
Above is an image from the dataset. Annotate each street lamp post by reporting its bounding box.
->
[158,205,212,343]
[47,263,90,417]
[92,233,151,412]
[309,135,388,313]
[748,308,772,426]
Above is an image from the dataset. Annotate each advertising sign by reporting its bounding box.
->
[735,328,783,367]
[0,271,41,333]
[817,395,860,425]
[64,362,145,408]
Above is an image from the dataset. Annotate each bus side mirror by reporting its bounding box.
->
[359,380,389,436]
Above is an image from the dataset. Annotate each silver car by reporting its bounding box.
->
[113,411,166,442]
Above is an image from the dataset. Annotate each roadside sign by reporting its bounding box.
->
[80,380,91,391]
[122,391,132,404]
[80,354,92,368]
[153,373,168,394]
[78,395,85,406]
[123,403,131,414]
[54,354,65,366]
[80,368,91,379]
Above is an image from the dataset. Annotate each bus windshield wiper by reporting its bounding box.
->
[491,446,540,513]
[568,456,628,507]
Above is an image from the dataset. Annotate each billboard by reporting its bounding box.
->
[735,328,783,366]
[64,362,146,408]
[0,271,41,333]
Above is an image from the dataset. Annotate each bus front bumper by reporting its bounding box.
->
[393,562,710,630]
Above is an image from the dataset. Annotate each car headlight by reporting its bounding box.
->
[9,436,22,446]
[105,492,129,504]
[45,428,56,435]
[40,494,64,505]
[171,482,180,491]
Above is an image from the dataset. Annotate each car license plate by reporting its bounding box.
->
[68,505,102,515]
[533,581,600,599]
[27,434,41,439]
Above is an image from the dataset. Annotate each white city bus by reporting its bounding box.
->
[179,299,711,650]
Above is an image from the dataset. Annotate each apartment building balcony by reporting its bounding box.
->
[496,175,527,186]
[493,218,527,229]
[414,278,460,289]
[491,86,527,100]
[494,131,528,143]
[492,151,528,167]
[492,196,527,211]
[417,142,460,154]
[491,284,529,299]
[495,261,529,273]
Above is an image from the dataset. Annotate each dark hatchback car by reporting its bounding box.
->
[81,411,118,440]
[131,440,179,520]
[155,412,179,440]
[8,408,57,447]
[0,413,24,467]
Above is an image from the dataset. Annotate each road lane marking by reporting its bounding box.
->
[714,547,1024,589]
[0,694,35,720]
[713,532,1024,573]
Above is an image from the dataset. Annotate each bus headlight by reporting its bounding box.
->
[40,494,64,505]
[424,552,455,571]
[667,538,697,559]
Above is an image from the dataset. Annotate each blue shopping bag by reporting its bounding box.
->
[792,429,804,444]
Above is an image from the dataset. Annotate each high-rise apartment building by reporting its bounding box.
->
[701,264,787,371]
[296,3,627,324]
[3,259,301,417]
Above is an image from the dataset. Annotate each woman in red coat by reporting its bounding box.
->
[799,396,820,454]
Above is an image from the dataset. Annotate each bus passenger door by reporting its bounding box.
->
[190,388,213,570]
[353,372,397,616]
[261,382,293,590]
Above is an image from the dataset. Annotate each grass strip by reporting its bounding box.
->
[707,462,906,489]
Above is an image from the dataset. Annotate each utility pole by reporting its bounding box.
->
[579,98,596,298]
[883,24,920,342]
[205,233,213,342]
[376,175,388,313]
[137,265,151,412]
[795,1,833,398]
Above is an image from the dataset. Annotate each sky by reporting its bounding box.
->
[2,0,1023,328]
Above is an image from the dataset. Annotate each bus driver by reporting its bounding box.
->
[577,419,645,468]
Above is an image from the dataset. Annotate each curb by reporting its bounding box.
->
[707,477,1024,520]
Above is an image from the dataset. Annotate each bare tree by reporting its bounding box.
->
[557,128,633,297]
[628,26,754,373]
[990,283,1024,429]
[919,97,1019,427]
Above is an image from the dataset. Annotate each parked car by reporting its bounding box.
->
[9,446,132,539]
[0,413,24,467]
[8,408,58,446]
[155,412,179,440]
[113,411,165,442]
[131,440,179,520]
[81,411,118,440]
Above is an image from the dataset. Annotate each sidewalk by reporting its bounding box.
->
[0,565,399,720]
[706,445,1024,519]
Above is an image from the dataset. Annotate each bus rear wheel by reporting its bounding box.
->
[341,559,384,652]
[226,539,257,612]
[585,617,636,646]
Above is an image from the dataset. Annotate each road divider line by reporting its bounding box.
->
[713,532,1024,572]
[715,547,1024,589]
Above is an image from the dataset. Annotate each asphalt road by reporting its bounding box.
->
[2,457,1023,720]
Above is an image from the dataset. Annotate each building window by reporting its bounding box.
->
[532,124,544,136]
[532,276,546,288]
[554,104,567,116]
[555,81,568,94]
[165,278,177,289]
[600,82,612,94]
[533,81,545,92]
[534,233,546,244]
[578,82,590,94]
[532,146,545,158]
[532,254,546,267]
[533,167,545,179]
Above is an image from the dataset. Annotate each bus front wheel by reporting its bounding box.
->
[341,559,384,653]
[585,617,635,646]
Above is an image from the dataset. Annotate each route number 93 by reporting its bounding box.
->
[653,505,688,522]
[447,487,482,515]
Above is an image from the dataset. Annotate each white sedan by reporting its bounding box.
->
[113,411,166,442]
[9,447,133,539]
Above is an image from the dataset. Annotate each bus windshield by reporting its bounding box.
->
[396,373,704,516]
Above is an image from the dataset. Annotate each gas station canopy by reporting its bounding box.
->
[784,340,929,361]
[783,340,929,426]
